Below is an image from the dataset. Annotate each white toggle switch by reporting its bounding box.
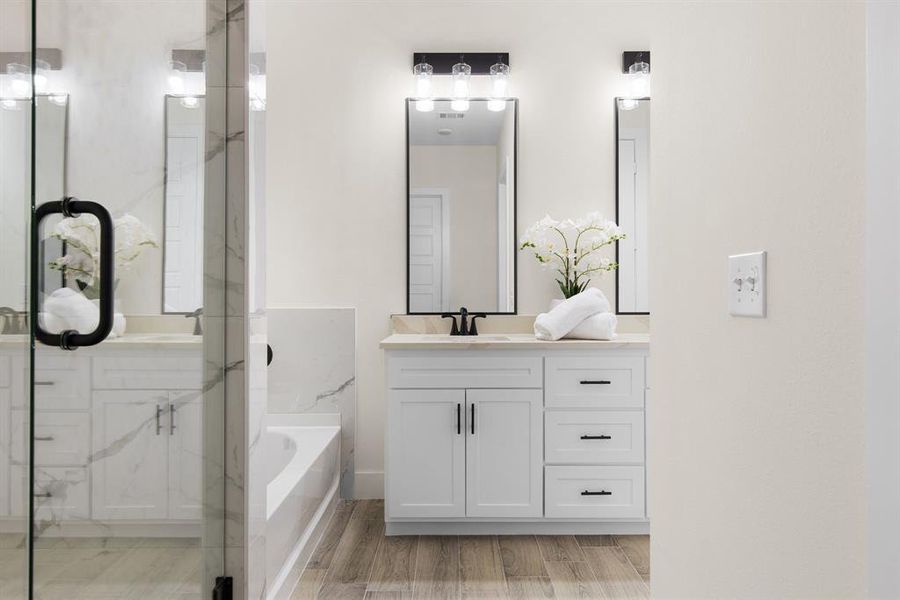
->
[728,251,766,317]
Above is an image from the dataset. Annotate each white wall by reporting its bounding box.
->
[410,144,498,310]
[650,2,866,597]
[267,0,650,499]
[866,0,900,597]
[268,6,870,594]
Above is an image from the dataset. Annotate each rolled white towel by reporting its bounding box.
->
[564,312,617,340]
[534,288,610,341]
[43,288,99,334]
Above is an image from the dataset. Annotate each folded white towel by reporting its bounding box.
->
[534,288,610,341]
[564,312,618,340]
[43,288,99,334]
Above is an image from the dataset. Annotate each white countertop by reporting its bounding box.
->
[0,332,202,347]
[380,332,650,350]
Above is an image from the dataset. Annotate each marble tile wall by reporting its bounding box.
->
[268,308,356,499]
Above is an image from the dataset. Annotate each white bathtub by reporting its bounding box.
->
[264,415,340,600]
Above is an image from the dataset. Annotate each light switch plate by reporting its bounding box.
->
[728,251,766,317]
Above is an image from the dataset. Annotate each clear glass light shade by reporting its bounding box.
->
[490,62,509,98]
[415,99,434,112]
[33,59,50,94]
[413,62,432,98]
[628,61,650,98]
[167,60,186,95]
[451,62,471,112]
[7,64,31,99]
[249,64,266,112]
[618,97,639,111]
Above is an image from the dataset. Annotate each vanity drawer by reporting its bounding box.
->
[0,355,10,388]
[545,465,645,519]
[545,410,644,464]
[19,355,92,410]
[545,356,644,408]
[11,465,90,521]
[12,411,90,466]
[93,354,203,390]
[388,355,542,389]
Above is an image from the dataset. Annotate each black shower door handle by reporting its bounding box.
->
[33,197,115,350]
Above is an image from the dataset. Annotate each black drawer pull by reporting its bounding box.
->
[456,403,461,435]
[581,490,612,496]
[34,381,55,386]
[580,434,612,440]
[580,380,611,385]
[34,436,55,442]
[34,492,53,499]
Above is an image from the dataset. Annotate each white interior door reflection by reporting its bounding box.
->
[408,188,450,313]
[164,96,205,313]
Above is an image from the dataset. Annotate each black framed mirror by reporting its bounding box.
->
[406,98,518,314]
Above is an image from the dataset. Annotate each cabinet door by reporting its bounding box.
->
[92,390,169,520]
[168,390,202,519]
[466,389,543,518]
[387,389,465,518]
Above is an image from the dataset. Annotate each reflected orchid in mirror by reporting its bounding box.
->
[48,213,158,297]
[519,212,625,298]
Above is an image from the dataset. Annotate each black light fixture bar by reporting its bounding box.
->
[413,52,510,75]
[623,51,650,73]
[0,48,63,71]
[172,49,266,73]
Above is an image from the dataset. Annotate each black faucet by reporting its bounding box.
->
[441,307,486,336]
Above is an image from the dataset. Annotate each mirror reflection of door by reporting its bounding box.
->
[409,189,450,312]
[616,98,650,314]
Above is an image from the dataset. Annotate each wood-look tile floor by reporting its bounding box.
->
[0,534,202,600]
[292,500,650,600]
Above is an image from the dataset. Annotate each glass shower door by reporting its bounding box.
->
[0,1,33,598]
[25,1,227,598]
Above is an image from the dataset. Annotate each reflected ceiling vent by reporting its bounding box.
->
[439,113,465,119]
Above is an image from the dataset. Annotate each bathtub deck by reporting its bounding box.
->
[290,500,650,599]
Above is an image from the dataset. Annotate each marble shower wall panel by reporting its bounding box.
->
[267,308,357,498]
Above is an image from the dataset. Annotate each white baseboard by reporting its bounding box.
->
[385,520,650,536]
[353,470,384,499]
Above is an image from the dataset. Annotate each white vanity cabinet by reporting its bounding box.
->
[0,339,203,534]
[382,334,650,535]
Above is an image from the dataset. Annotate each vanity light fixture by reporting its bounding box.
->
[0,49,65,110]
[410,53,511,112]
[168,50,209,109]
[620,51,650,111]
[487,60,510,112]
[450,61,471,112]
[413,60,434,112]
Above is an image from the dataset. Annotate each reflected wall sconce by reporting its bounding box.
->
[620,51,650,111]
[0,48,64,110]
[412,52,511,113]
